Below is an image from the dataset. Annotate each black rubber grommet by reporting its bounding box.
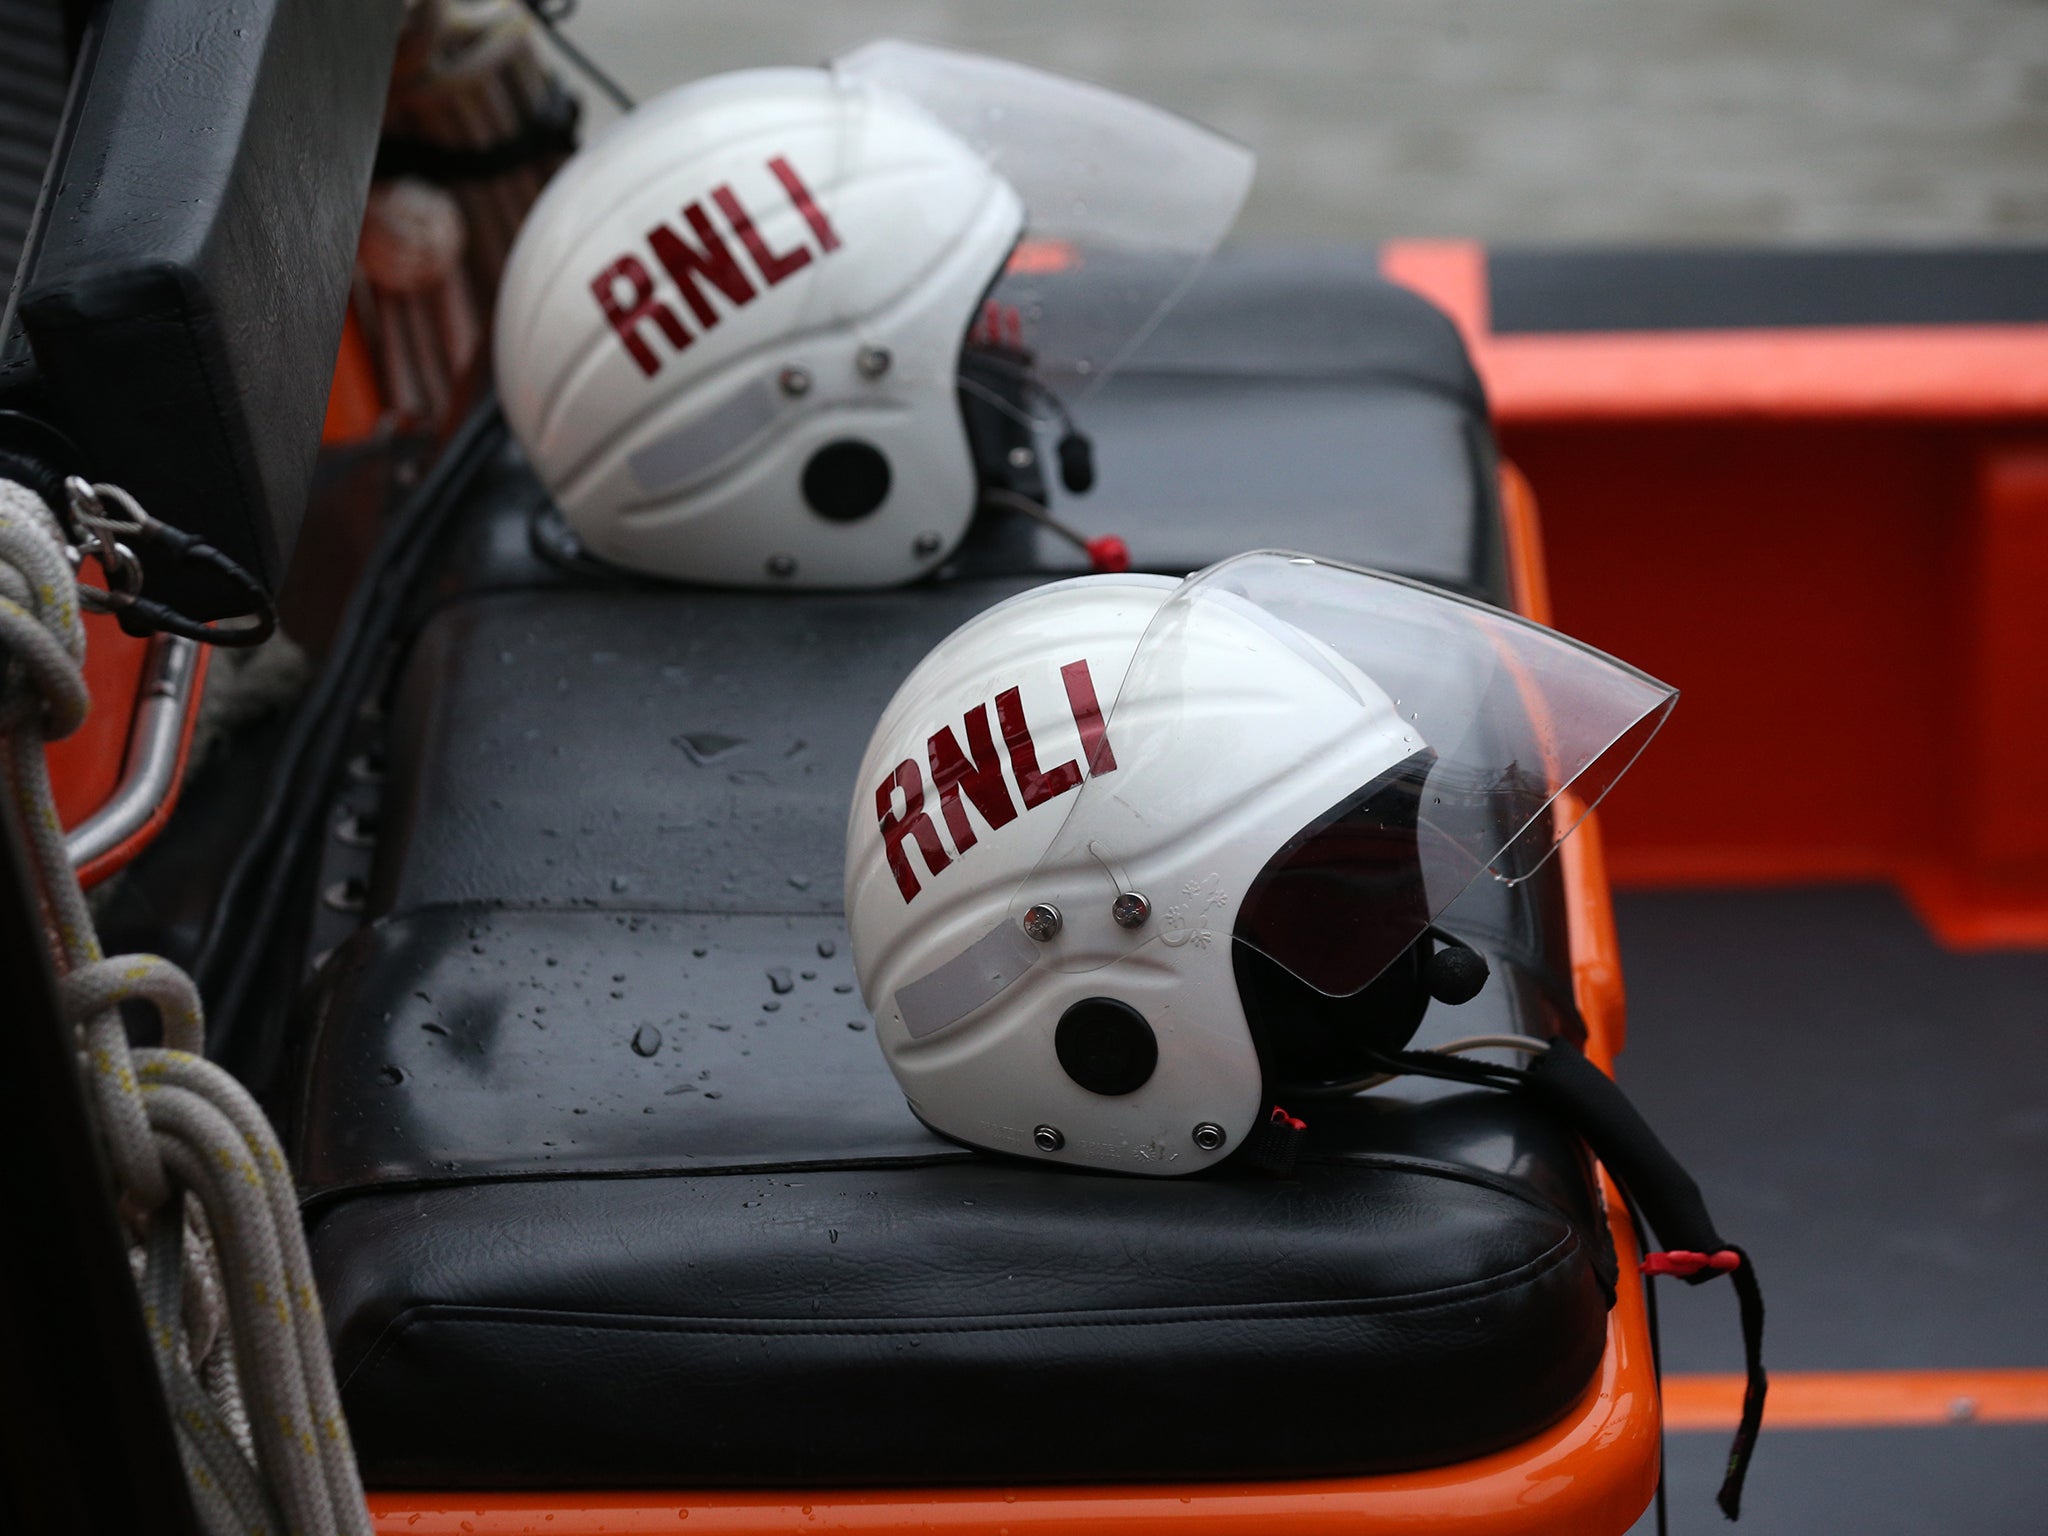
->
[801,439,892,522]
[1054,997,1158,1096]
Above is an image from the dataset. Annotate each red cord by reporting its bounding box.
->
[1640,1248,1741,1278]
[972,300,1025,350]
[1269,1105,1307,1132]
[1085,535,1130,573]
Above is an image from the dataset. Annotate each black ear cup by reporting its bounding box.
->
[1233,941,1433,1090]
[1233,931,1492,1091]
[1055,998,1158,1096]
[802,439,891,521]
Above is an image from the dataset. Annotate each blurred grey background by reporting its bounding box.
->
[548,0,2048,244]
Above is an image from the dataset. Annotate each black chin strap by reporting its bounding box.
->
[1373,1037,1766,1520]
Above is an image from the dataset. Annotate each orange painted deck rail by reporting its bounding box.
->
[1666,1368,2048,1431]
[1387,240,2048,950]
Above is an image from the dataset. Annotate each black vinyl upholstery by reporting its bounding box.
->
[293,252,1616,1488]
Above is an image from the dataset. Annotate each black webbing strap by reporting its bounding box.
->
[110,515,277,648]
[1521,1038,1766,1519]
[1717,1244,1766,1519]
[1522,1037,1719,1251]
[1239,1105,1309,1176]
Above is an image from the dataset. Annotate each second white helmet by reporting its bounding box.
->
[845,553,1678,1174]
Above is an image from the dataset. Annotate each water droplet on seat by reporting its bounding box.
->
[674,732,747,766]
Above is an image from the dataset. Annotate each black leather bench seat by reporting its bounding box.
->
[292,252,1618,1489]
[310,1118,1610,1488]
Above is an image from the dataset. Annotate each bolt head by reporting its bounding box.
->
[778,365,812,397]
[1111,891,1150,929]
[1192,1122,1227,1152]
[856,345,892,379]
[1007,445,1035,469]
[1021,902,1062,942]
[765,553,798,578]
[322,877,367,914]
[1033,1124,1064,1153]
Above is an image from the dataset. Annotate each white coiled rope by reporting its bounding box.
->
[0,478,372,1536]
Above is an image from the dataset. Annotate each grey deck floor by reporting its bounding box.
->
[551,0,2048,244]
[1617,887,2048,1533]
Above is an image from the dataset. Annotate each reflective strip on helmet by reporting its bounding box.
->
[626,378,780,495]
[894,920,1041,1038]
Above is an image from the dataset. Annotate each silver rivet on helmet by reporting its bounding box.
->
[1021,903,1062,942]
[1007,445,1035,469]
[778,365,812,397]
[1111,891,1150,929]
[1033,1124,1065,1153]
[1192,1122,1227,1152]
[912,532,944,558]
[855,345,892,379]
[765,553,797,578]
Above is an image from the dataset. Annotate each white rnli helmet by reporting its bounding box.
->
[845,552,1677,1175]
[495,65,1020,587]
[494,43,1253,589]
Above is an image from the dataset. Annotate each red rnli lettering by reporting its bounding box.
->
[1061,659,1117,777]
[927,704,1017,854]
[769,155,841,252]
[587,154,840,377]
[590,254,690,378]
[713,183,811,286]
[877,760,950,903]
[996,685,1081,810]
[646,202,757,328]
[876,660,1118,904]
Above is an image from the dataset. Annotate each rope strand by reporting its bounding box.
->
[0,476,373,1536]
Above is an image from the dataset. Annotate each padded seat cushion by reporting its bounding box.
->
[292,256,1617,1489]
[311,1140,1608,1488]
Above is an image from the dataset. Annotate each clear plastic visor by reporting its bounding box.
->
[831,39,1255,399]
[1007,553,1677,998]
